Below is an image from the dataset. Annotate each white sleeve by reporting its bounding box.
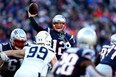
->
[48,51,56,63]
[0,44,3,52]
[86,65,106,77]
[51,61,59,73]
[0,52,9,62]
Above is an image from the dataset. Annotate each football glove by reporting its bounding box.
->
[0,52,9,62]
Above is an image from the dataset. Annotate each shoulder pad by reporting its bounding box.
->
[102,45,111,48]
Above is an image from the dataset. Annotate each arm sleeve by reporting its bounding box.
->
[29,17,45,32]
[0,44,2,51]
[86,65,106,77]
[51,61,59,73]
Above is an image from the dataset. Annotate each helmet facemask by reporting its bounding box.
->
[12,38,26,49]
[52,15,66,32]
[52,22,66,32]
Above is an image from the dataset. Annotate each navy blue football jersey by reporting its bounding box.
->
[100,44,116,71]
[52,48,94,77]
[29,17,75,59]
[0,42,22,77]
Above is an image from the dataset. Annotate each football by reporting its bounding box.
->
[28,3,38,14]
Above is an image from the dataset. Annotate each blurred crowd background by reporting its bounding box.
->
[0,0,116,53]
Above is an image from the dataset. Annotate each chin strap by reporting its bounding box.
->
[0,52,10,62]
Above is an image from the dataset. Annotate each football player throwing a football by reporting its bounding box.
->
[27,3,75,77]
[28,4,75,60]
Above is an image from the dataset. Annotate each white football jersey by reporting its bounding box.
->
[14,44,55,77]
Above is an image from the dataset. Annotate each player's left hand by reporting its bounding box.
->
[0,52,9,62]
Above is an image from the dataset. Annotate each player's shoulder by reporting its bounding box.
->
[1,42,10,46]
[83,48,95,53]
[102,45,111,49]
[23,44,35,49]
[48,47,55,53]
[66,47,81,53]
[65,32,73,38]
[65,32,75,43]
[1,42,11,48]
[82,48,95,56]
[39,45,55,53]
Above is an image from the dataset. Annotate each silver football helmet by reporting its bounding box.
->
[52,15,66,32]
[10,28,27,49]
[77,27,97,49]
[35,31,52,47]
[110,34,116,45]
